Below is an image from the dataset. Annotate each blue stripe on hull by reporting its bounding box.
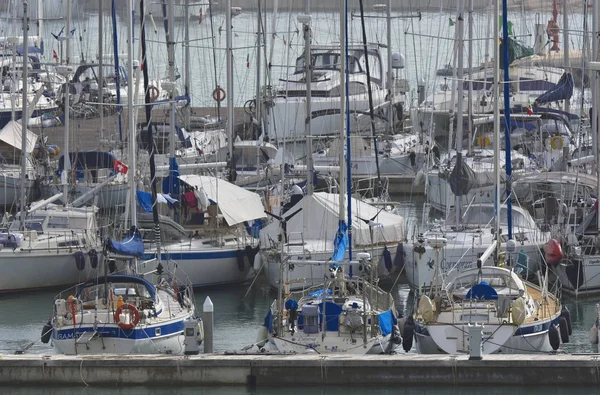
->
[52,320,184,341]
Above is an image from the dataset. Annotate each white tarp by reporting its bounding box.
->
[0,120,38,153]
[261,192,405,250]
[178,174,266,226]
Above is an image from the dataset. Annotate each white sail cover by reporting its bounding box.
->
[0,120,38,153]
[262,192,405,250]
[178,175,265,226]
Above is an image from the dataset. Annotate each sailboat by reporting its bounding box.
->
[410,1,565,355]
[44,0,199,355]
[256,1,401,354]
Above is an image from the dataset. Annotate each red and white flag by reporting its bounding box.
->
[114,159,129,174]
[52,49,59,63]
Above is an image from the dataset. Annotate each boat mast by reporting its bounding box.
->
[466,0,473,157]
[301,0,313,195]
[454,0,465,227]
[19,0,29,231]
[140,0,162,262]
[502,0,513,240]
[127,0,137,229]
[167,0,176,163]
[594,0,600,232]
[358,0,381,190]
[98,0,104,141]
[563,0,570,114]
[226,0,236,182]
[493,0,500,256]
[344,0,352,260]
[338,0,346,248]
[62,0,72,205]
[386,0,393,134]
[183,0,191,129]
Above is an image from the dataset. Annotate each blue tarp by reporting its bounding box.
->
[162,157,180,196]
[105,226,144,257]
[331,221,348,262]
[378,310,396,336]
[466,282,498,300]
[535,72,574,105]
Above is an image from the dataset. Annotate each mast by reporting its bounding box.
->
[301,0,313,195]
[358,0,381,189]
[594,0,600,232]
[466,0,473,156]
[494,0,501,253]
[127,0,137,228]
[502,0,513,239]
[344,0,352,260]
[454,0,465,227]
[111,0,123,142]
[19,0,29,230]
[226,0,235,182]
[338,0,346,235]
[140,0,161,259]
[386,0,393,133]
[563,0,570,114]
[167,0,175,160]
[62,0,71,204]
[183,0,190,129]
[98,0,104,141]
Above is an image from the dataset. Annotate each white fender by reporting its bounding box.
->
[418,295,435,324]
[511,297,527,326]
[196,321,205,343]
[253,252,263,271]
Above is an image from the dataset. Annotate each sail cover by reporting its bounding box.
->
[178,175,266,226]
[535,72,574,104]
[105,226,144,257]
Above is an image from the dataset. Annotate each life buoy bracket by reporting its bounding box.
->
[149,85,160,103]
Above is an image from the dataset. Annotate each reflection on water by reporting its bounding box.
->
[2,386,600,395]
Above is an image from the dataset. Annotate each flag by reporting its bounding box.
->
[526,100,533,115]
[449,18,455,26]
[198,9,203,24]
[246,53,250,69]
[283,35,287,46]
[498,17,514,36]
[52,49,59,63]
[113,159,128,174]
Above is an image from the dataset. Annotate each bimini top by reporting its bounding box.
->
[0,121,38,153]
[76,274,156,301]
[178,175,266,226]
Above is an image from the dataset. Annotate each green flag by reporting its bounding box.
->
[498,17,514,35]
[449,18,455,26]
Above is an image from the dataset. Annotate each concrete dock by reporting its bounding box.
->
[1,353,599,387]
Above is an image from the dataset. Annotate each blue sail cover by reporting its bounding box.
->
[331,221,348,262]
[535,72,574,104]
[106,226,144,257]
[378,310,398,336]
[162,157,180,196]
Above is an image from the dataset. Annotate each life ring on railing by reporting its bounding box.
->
[149,85,160,102]
[476,135,491,148]
[550,135,564,150]
[114,303,141,330]
[212,87,226,102]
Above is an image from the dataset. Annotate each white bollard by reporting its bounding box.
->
[203,296,214,353]
[468,323,483,360]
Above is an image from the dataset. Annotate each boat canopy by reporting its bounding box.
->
[265,192,405,247]
[76,274,156,301]
[445,204,537,229]
[0,121,38,154]
[178,175,266,226]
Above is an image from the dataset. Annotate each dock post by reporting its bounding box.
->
[203,296,214,353]
[469,323,483,360]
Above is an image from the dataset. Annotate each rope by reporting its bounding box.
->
[79,359,89,387]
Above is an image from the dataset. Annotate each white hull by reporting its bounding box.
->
[143,244,256,288]
[53,328,185,355]
[0,251,99,292]
[267,332,392,355]
[415,320,559,354]
[0,175,37,207]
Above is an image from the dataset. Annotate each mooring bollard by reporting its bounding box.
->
[469,323,483,360]
[203,296,214,353]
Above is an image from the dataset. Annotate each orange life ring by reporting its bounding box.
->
[149,85,160,102]
[114,303,141,330]
[212,87,226,102]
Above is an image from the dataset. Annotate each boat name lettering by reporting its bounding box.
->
[56,332,74,340]
[586,259,600,266]
[440,261,473,271]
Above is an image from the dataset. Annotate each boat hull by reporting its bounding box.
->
[0,251,100,292]
[267,332,393,355]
